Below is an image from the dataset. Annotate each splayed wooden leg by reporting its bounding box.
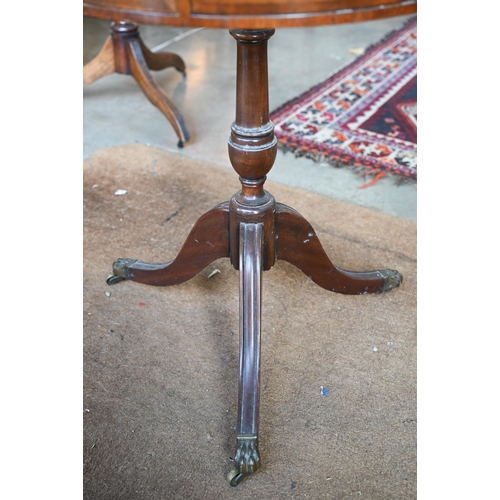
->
[227,222,264,486]
[83,36,115,85]
[275,203,402,295]
[139,38,186,75]
[107,202,229,286]
[128,37,189,146]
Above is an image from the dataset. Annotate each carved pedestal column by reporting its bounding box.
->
[226,29,277,486]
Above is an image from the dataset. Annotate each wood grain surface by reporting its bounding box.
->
[83,0,417,28]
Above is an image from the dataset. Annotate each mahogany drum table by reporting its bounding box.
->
[86,0,417,486]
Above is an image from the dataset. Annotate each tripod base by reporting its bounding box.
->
[107,200,401,295]
[107,193,402,485]
[105,28,402,486]
[83,20,189,147]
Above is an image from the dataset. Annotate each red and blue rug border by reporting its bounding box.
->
[270,17,417,181]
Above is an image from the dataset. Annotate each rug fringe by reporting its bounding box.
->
[277,143,416,187]
[358,171,386,189]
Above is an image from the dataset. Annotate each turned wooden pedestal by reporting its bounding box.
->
[105,28,404,486]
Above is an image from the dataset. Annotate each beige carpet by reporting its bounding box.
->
[83,144,417,499]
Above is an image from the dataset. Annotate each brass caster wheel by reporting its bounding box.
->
[106,274,126,285]
[227,469,247,487]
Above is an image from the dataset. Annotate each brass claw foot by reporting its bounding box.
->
[227,435,261,487]
[106,258,138,285]
[379,269,403,292]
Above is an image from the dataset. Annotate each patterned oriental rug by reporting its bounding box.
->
[270,17,417,183]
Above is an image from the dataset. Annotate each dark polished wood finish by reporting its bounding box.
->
[83,20,189,146]
[96,0,416,486]
[105,24,406,485]
[110,202,229,285]
[275,204,390,294]
[233,222,264,485]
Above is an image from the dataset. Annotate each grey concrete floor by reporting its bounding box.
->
[83,15,416,220]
